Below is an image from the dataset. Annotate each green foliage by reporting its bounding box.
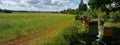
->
[36,23,72,45]
[78,0,87,15]
[61,9,77,14]
[82,9,97,19]
[88,0,100,10]
[78,0,87,11]
[113,0,120,5]
[110,11,120,22]
[96,9,106,19]
[89,8,107,22]
[61,0,88,15]
[88,0,112,10]
[0,9,12,13]
[88,0,120,14]
[63,21,97,45]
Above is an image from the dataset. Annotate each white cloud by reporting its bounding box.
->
[51,0,69,4]
[0,0,84,11]
[1,0,17,6]
[84,0,89,4]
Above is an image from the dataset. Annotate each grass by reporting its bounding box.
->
[35,22,73,45]
[25,20,74,45]
[0,13,74,42]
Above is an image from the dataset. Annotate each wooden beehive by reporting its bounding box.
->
[103,27,112,36]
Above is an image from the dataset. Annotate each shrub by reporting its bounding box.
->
[110,11,120,22]
[82,9,97,19]
[63,21,97,45]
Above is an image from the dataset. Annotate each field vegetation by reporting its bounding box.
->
[0,13,74,43]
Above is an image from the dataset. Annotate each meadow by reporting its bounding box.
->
[0,13,74,44]
[0,13,120,45]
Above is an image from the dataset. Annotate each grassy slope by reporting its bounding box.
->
[0,13,74,42]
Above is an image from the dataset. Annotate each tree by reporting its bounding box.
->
[113,0,120,5]
[110,11,120,22]
[0,9,3,12]
[61,8,76,14]
[88,0,120,13]
[88,0,120,22]
[4,10,12,13]
[82,9,98,19]
[78,0,87,15]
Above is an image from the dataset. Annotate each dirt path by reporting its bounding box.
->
[0,21,73,45]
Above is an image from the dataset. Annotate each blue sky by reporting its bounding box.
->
[0,0,89,11]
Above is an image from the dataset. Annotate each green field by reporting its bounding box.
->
[0,13,74,44]
[1,13,120,45]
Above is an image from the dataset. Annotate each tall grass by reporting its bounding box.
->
[0,13,74,42]
[35,25,70,45]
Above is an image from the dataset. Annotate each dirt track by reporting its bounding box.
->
[0,21,73,45]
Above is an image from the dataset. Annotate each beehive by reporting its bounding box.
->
[103,27,112,36]
[88,21,98,35]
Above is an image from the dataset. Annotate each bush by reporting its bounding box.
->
[82,9,97,19]
[63,21,97,45]
[110,11,120,22]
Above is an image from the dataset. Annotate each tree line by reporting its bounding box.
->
[61,0,120,21]
[60,0,87,15]
[61,0,120,14]
[0,9,12,13]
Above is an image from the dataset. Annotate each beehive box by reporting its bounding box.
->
[103,27,113,36]
[88,21,98,35]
